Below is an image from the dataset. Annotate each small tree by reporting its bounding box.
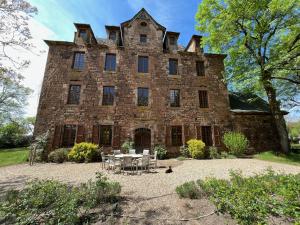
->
[223,131,249,156]
[121,140,134,153]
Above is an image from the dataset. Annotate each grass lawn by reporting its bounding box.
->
[254,151,300,166]
[0,147,29,167]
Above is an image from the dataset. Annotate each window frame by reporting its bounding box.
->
[140,34,147,43]
[171,126,182,146]
[109,31,116,41]
[137,87,149,106]
[104,53,116,71]
[196,61,205,76]
[61,125,77,147]
[170,89,180,107]
[72,52,85,70]
[138,56,149,73]
[78,29,88,41]
[102,86,115,106]
[99,125,113,146]
[67,85,81,105]
[201,126,212,146]
[169,58,178,75]
[199,90,209,108]
[169,36,176,45]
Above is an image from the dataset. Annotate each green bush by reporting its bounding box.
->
[68,142,100,163]
[48,148,69,163]
[176,169,300,224]
[209,146,221,159]
[180,145,190,157]
[121,140,134,153]
[0,173,121,225]
[187,139,206,159]
[222,131,249,156]
[154,145,167,159]
[176,181,204,199]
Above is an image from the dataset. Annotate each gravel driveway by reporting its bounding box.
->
[0,159,299,224]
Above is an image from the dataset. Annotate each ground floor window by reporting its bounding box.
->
[171,126,182,146]
[62,125,76,147]
[201,126,212,146]
[99,125,112,146]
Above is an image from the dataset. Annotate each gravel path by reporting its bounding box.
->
[0,159,299,224]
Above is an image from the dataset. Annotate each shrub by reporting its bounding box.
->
[176,181,204,199]
[0,173,121,225]
[154,145,167,159]
[180,145,190,157]
[68,142,100,163]
[177,156,186,161]
[48,148,69,163]
[222,131,249,156]
[121,140,134,153]
[187,139,206,159]
[209,146,221,159]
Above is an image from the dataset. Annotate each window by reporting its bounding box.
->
[73,52,85,70]
[170,89,180,107]
[62,125,76,147]
[109,31,116,40]
[201,126,212,146]
[196,61,205,76]
[99,125,112,146]
[105,53,116,71]
[67,85,81,105]
[138,56,148,73]
[137,88,149,106]
[171,126,182,146]
[169,36,176,45]
[79,30,88,41]
[140,22,147,27]
[199,90,208,108]
[102,86,115,105]
[169,59,178,75]
[140,34,147,43]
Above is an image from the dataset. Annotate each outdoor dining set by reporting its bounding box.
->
[101,149,158,174]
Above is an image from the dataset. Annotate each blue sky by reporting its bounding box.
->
[28,0,201,46]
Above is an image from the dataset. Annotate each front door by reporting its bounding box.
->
[134,128,151,153]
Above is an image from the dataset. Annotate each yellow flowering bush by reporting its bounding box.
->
[187,139,206,159]
[68,142,100,163]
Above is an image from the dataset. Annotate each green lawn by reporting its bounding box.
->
[0,147,29,167]
[254,151,300,166]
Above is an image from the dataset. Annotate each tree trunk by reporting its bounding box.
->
[262,76,290,153]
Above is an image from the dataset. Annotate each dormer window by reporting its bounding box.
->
[140,22,147,27]
[140,34,147,43]
[79,30,88,41]
[109,31,116,41]
[169,36,176,45]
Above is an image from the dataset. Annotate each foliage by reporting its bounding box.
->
[0,147,28,167]
[209,146,221,159]
[176,181,204,199]
[187,139,206,159]
[0,173,121,225]
[223,132,249,156]
[196,0,300,153]
[198,170,300,224]
[220,151,237,159]
[177,156,187,161]
[288,120,300,141]
[29,131,49,164]
[254,151,300,166]
[154,145,167,159]
[121,140,134,153]
[68,142,100,163]
[180,145,190,158]
[48,148,70,163]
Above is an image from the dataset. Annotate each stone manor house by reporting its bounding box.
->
[34,9,280,155]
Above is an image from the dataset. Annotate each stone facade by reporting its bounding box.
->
[34,9,280,155]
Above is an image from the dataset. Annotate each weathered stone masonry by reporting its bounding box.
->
[34,9,280,155]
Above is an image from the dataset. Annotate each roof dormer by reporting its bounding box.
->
[164,31,180,52]
[185,35,203,53]
[105,26,122,46]
[74,23,97,45]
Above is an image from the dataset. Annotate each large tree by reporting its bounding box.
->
[0,0,37,122]
[196,0,299,153]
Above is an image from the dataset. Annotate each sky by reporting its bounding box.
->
[19,0,299,121]
[24,0,201,118]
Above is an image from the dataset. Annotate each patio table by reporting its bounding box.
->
[114,154,143,159]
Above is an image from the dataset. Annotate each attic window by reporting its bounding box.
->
[169,36,176,45]
[140,22,147,27]
[79,30,87,41]
[109,31,116,40]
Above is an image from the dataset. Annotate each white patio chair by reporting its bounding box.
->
[107,155,121,173]
[129,149,136,155]
[138,155,150,173]
[113,149,121,155]
[121,156,138,175]
[100,152,109,169]
[143,149,150,155]
[149,150,158,169]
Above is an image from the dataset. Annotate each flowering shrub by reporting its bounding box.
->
[223,131,249,156]
[187,139,206,159]
[68,142,100,163]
